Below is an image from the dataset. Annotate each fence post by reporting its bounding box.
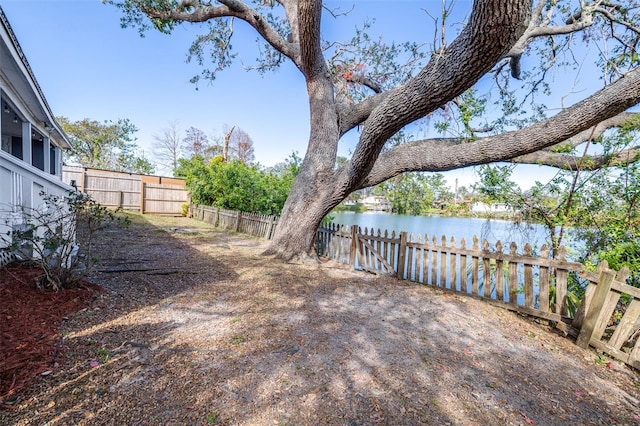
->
[80,167,87,193]
[576,268,615,348]
[139,182,146,214]
[555,246,568,316]
[397,231,408,280]
[349,226,358,268]
[573,261,608,329]
[264,216,272,239]
[264,216,277,240]
[235,210,242,232]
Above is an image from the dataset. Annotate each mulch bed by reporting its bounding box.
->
[0,264,100,405]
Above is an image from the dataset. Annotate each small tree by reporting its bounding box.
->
[221,125,256,164]
[1,190,128,290]
[182,126,211,159]
[59,116,154,174]
[153,120,183,175]
[229,128,255,164]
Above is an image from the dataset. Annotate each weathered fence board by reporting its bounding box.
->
[316,223,585,327]
[574,263,640,369]
[143,183,188,215]
[576,269,616,348]
[62,166,188,215]
[609,299,640,349]
[191,205,278,240]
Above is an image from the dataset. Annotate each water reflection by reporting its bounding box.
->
[329,211,559,255]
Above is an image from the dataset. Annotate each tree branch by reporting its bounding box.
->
[337,90,390,136]
[506,0,596,59]
[298,0,324,78]
[343,73,382,93]
[595,6,640,36]
[358,67,640,188]
[141,0,301,66]
[341,0,531,191]
[279,0,300,46]
[545,112,640,150]
[511,146,640,170]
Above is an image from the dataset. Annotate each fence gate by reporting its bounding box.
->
[141,183,188,215]
[575,262,640,369]
[351,226,398,276]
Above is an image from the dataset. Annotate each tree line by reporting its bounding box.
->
[58,117,256,176]
[58,115,302,216]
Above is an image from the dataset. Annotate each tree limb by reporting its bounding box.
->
[543,112,640,150]
[343,73,382,93]
[506,0,596,59]
[298,0,324,78]
[341,0,531,191]
[511,146,640,170]
[141,0,301,66]
[337,90,390,136]
[595,6,640,36]
[358,66,640,188]
[223,125,235,162]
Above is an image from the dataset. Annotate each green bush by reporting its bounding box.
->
[1,190,128,290]
[176,154,299,215]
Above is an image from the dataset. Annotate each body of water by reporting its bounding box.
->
[329,211,560,254]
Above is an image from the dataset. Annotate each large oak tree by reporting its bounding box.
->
[108,0,640,260]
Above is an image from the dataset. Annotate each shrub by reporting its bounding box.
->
[1,190,128,290]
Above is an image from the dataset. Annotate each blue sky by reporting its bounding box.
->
[2,0,566,188]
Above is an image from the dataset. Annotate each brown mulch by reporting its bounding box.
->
[1,213,639,425]
[0,266,100,404]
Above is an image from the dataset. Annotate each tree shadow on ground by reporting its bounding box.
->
[3,213,639,425]
[158,261,638,426]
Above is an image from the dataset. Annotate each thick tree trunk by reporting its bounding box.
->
[265,77,341,260]
[264,0,342,260]
[222,126,234,162]
[264,172,338,260]
[266,0,532,260]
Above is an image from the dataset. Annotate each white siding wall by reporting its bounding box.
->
[0,149,73,251]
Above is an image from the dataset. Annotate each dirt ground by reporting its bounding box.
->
[1,213,639,426]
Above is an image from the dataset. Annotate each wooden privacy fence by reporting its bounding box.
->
[191,205,279,239]
[142,182,187,215]
[62,166,188,215]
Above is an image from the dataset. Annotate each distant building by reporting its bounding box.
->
[470,202,512,214]
[360,196,392,212]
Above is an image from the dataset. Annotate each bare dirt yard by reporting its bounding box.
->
[1,213,640,425]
